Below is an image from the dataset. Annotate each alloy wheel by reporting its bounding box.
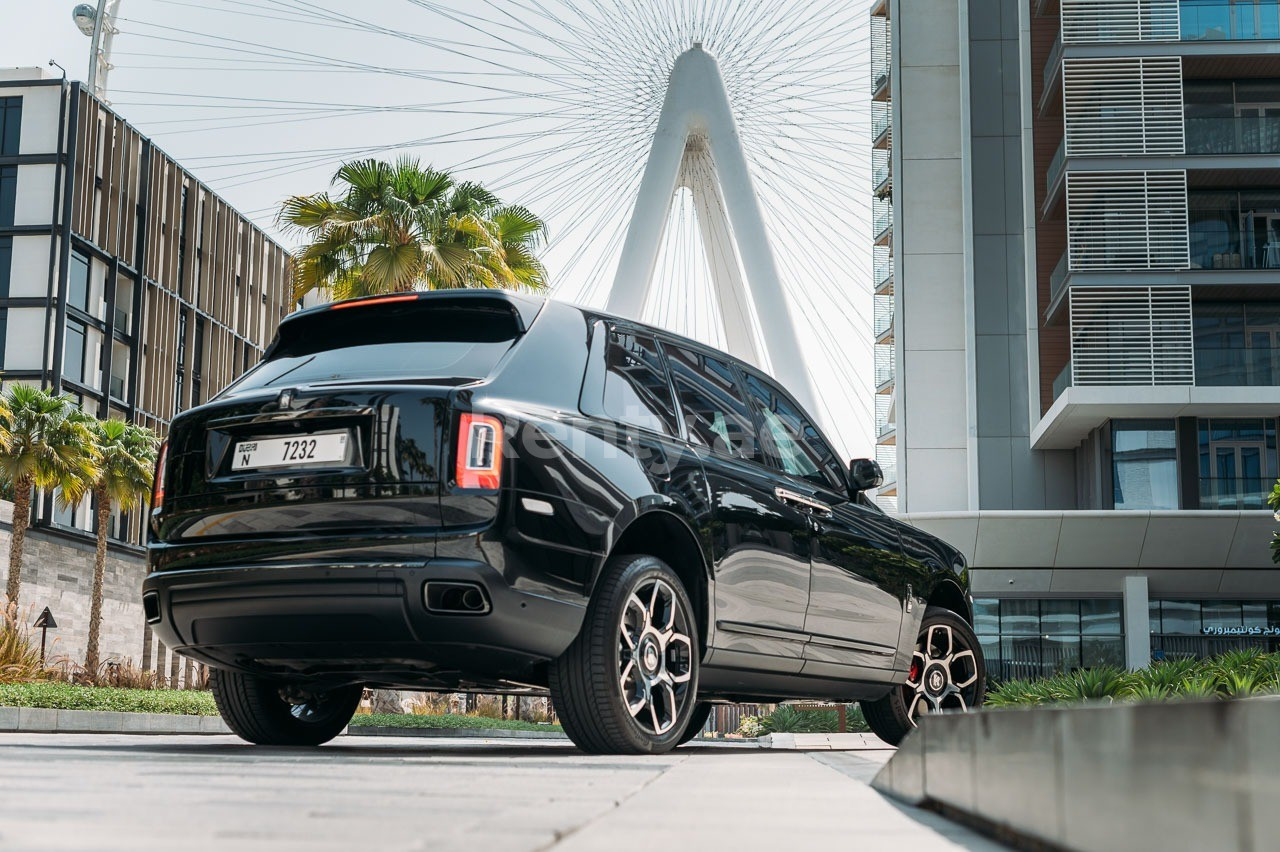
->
[617,577,694,736]
[903,622,980,724]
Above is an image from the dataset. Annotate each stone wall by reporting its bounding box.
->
[0,500,157,673]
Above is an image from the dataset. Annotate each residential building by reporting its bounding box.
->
[0,67,291,670]
[874,0,1280,679]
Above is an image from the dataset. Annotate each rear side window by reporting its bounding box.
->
[603,329,679,435]
[665,344,760,462]
[227,302,520,394]
[743,373,846,491]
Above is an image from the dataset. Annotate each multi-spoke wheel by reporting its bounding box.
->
[550,553,701,754]
[210,669,362,746]
[862,607,985,746]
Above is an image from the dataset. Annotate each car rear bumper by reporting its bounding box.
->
[141,560,585,688]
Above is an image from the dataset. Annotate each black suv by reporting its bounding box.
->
[145,290,984,753]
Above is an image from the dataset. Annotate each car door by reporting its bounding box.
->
[740,372,904,672]
[663,342,812,673]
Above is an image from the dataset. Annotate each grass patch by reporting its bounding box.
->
[350,713,562,732]
[0,681,218,716]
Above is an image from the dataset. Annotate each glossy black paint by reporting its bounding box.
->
[145,290,971,702]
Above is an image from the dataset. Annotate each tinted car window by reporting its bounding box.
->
[665,344,759,462]
[228,304,519,394]
[603,329,679,435]
[743,373,846,491]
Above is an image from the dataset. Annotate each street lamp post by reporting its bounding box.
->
[71,1,121,102]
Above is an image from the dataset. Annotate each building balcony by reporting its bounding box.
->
[872,101,891,150]
[1186,114,1280,155]
[1181,0,1280,41]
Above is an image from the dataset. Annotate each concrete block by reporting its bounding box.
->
[873,724,925,804]
[17,707,58,732]
[1241,697,1280,847]
[121,712,152,733]
[971,708,1065,848]
[199,715,230,734]
[0,705,19,730]
[921,711,975,813]
[57,709,123,733]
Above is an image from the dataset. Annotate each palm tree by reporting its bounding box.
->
[0,386,99,604]
[279,157,548,301]
[84,418,158,672]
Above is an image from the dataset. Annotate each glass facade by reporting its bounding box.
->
[1195,302,1280,387]
[975,598,1124,682]
[1151,599,1280,659]
[1112,420,1179,510]
[1197,417,1278,508]
[0,97,19,156]
[0,165,15,227]
[1184,79,1280,155]
[1181,0,1280,41]
[1189,190,1280,271]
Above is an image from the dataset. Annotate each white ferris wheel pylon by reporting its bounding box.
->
[607,44,820,424]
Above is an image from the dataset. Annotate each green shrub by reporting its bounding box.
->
[987,650,1280,707]
[0,681,217,715]
[762,705,839,733]
[0,602,58,685]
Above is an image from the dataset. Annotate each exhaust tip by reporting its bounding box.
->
[424,581,491,615]
[142,591,161,624]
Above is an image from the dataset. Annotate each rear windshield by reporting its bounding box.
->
[227,302,520,393]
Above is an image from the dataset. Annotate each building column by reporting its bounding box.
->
[1123,576,1151,671]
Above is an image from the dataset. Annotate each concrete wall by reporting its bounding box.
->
[0,501,149,669]
[893,0,970,512]
[873,698,1280,851]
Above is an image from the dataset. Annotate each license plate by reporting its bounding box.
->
[231,432,350,471]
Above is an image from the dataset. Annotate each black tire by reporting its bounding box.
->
[210,669,362,746]
[678,702,713,745]
[549,554,700,754]
[862,606,985,746]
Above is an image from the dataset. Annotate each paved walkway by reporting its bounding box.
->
[0,733,1004,851]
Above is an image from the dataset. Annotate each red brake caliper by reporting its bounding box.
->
[908,659,921,684]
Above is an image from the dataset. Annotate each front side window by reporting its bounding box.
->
[602,328,678,435]
[665,344,758,462]
[742,373,845,491]
[1111,419,1178,509]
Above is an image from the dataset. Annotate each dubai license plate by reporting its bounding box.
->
[231,432,350,471]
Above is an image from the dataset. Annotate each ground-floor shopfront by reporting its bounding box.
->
[903,509,1280,678]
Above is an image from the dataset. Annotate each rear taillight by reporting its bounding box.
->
[152,440,168,511]
[455,413,503,490]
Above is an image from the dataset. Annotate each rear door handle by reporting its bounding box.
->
[774,487,832,517]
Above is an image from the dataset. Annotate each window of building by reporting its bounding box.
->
[975,598,1125,682]
[67,251,91,312]
[602,328,679,435]
[173,310,187,414]
[63,321,87,384]
[1197,417,1278,509]
[1194,302,1280,386]
[1112,419,1179,509]
[742,373,845,491]
[0,166,16,228]
[191,317,205,406]
[0,97,20,157]
[1150,599,1280,660]
[0,236,11,299]
[665,344,759,462]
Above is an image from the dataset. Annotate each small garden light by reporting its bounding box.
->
[33,607,57,664]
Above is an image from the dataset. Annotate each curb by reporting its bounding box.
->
[346,724,568,740]
[0,706,230,735]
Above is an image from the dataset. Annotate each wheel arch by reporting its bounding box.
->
[926,578,972,625]
[600,509,712,654]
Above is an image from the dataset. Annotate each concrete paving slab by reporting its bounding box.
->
[0,732,1004,851]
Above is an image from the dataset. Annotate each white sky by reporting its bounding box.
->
[4,0,875,459]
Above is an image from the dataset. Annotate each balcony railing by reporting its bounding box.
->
[1190,217,1280,270]
[873,101,891,142]
[1185,114,1280,154]
[873,150,890,190]
[873,199,893,239]
[874,295,894,337]
[1194,345,1280,386]
[1053,361,1073,400]
[1181,0,1280,40]
[1050,251,1070,302]
[874,245,892,288]
[1047,138,1066,195]
[1199,477,1275,510]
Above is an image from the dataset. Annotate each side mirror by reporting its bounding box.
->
[849,458,883,492]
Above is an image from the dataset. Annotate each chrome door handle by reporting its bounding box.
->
[774,487,832,516]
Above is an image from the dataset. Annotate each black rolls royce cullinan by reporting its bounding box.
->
[144,290,984,753]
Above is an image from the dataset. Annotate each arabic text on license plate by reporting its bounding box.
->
[232,432,349,471]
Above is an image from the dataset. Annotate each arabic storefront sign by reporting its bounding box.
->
[1201,626,1280,637]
